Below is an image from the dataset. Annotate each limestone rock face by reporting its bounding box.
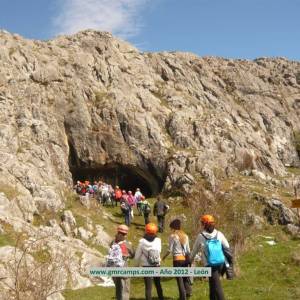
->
[61,210,77,236]
[263,198,299,225]
[92,224,111,248]
[0,29,299,216]
[0,28,299,298]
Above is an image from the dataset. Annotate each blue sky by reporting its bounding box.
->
[0,0,299,60]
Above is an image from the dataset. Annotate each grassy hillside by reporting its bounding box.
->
[62,174,300,300]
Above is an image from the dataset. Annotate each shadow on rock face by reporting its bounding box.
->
[70,163,164,197]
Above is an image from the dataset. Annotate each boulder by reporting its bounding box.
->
[251,169,267,181]
[92,225,111,248]
[201,165,217,192]
[61,210,77,236]
[264,198,299,225]
[79,195,91,209]
[285,224,300,238]
[78,227,93,241]
[246,213,265,229]
[61,210,77,227]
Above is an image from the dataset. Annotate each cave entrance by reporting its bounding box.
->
[70,164,163,197]
[67,138,164,197]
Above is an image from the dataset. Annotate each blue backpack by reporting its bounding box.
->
[202,232,225,266]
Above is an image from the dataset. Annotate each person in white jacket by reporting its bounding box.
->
[190,215,230,300]
[134,223,164,300]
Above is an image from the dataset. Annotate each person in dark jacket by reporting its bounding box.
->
[153,196,169,233]
[120,199,131,227]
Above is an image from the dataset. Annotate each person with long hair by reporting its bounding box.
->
[162,219,192,299]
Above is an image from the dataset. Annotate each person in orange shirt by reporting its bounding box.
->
[114,185,122,207]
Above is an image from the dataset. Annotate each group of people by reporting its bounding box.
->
[74,180,142,208]
[74,180,170,231]
[74,180,114,201]
[120,194,169,230]
[74,180,233,299]
[107,215,233,300]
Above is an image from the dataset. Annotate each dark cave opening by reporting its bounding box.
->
[68,141,163,197]
[71,164,162,197]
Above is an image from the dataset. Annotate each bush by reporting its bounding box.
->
[0,235,70,300]
[184,185,254,259]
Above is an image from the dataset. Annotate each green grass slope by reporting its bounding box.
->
[63,193,300,300]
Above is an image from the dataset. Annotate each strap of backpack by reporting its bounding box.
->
[201,232,208,240]
[180,242,187,255]
[214,231,219,240]
[201,231,219,240]
[174,233,186,255]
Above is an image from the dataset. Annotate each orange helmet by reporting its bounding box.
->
[200,214,215,225]
[117,224,129,234]
[145,223,158,235]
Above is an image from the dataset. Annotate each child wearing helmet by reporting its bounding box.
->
[134,223,164,300]
[190,215,232,300]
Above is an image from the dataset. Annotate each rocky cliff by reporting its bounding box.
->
[0,29,300,298]
[1,29,299,208]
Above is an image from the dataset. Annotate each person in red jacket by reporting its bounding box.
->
[114,186,122,207]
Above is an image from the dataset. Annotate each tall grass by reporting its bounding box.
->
[184,185,255,263]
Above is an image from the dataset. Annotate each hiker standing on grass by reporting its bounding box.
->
[162,219,192,300]
[114,186,122,207]
[92,181,98,198]
[134,188,143,215]
[153,196,169,233]
[74,181,82,194]
[121,190,128,201]
[190,215,232,300]
[127,191,135,219]
[106,225,134,300]
[120,197,131,226]
[140,195,151,225]
[135,223,164,300]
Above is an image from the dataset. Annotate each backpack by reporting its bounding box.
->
[201,232,225,267]
[143,203,151,214]
[106,242,125,267]
[120,202,130,213]
[145,248,160,266]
